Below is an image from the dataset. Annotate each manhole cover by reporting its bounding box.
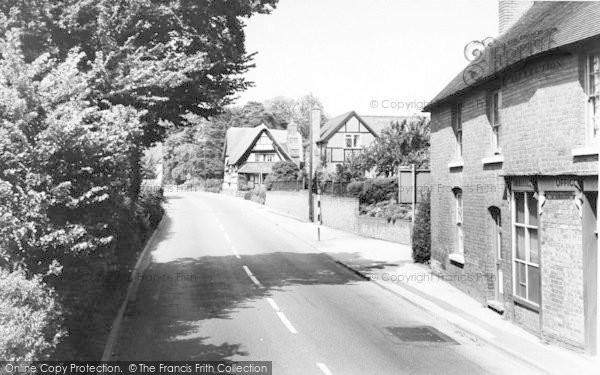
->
[386,326,458,344]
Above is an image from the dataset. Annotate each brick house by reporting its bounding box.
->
[424,1,600,353]
[317,111,419,172]
[222,123,303,190]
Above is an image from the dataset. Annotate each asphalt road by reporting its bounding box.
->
[113,192,542,375]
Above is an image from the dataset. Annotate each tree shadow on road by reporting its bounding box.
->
[113,251,364,360]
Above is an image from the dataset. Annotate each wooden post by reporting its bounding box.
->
[397,166,401,204]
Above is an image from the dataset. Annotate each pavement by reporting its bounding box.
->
[249,193,600,375]
[107,191,552,374]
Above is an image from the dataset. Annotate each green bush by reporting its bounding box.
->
[205,178,222,193]
[182,177,204,191]
[137,188,166,229]
[346,178,397,204]
[250,185,266,204]
[347,181,364,197]
[361,178,397,204]
[412,190,431,263]
[271,161,300,180]
[0,270,65,361]
[181,178,222,192]
[237,175,250,191]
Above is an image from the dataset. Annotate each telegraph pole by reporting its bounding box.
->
[308,111,314,222]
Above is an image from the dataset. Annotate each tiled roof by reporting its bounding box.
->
[360,115,424,136]
[424,1,600,111]
[237,162,277,174]
[318,111,422,143]
[223,125,301,166]
[318,111,358,141]
[223,125,267,165]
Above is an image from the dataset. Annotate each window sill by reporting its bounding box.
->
[513,297,540,313]
[571,147,599,157]
[487,300,505,315]
[448,253,465,266]
[481,154,504,165]
[447,160,464,169]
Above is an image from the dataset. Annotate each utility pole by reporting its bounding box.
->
[203,139,207,181]
[308,111,314,222]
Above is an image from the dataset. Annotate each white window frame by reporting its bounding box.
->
[491,90,502,154]
[511,191,541,308]
[258,134,270,145]
[452,103,463,158]
[454,189,464,255]
[344,133,361,148]
[586,52,600,145]
[265,154,274,162]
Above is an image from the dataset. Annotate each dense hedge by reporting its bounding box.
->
[181,178,222,193]
[0,270,65,361]
[244,185,266,204]
[412,190,431,263]
[346,178,398,204]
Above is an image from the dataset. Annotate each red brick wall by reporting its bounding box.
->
[540,192,585,350]
[430,88,508,304]
[501,53,596,176]
[429,48,596,347]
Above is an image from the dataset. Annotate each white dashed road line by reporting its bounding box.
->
[249,275,263,287]
[316,363,332,375]
[224,233,231,243]
[276,311,298,334]
[266,297,280,311]
[242,265,263,287]
[231,246,241,259]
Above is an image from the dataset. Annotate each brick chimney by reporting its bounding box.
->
[498,0,532,35]
[286,120,302,162]
[311,108,321,169]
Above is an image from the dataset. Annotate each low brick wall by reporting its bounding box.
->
[355,215,412,244]
[319,195,358,230]
[264,190,312,221]
[266,191,412,245]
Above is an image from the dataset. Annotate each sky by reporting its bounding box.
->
[234,0,499,117]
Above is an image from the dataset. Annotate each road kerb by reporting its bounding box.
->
[326,254,559,375]
[100,216,166,362]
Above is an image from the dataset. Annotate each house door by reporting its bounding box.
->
[490,206,503,302]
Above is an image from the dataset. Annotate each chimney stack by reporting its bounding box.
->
[286,119,301,162]
[498,0,532,35]
[311,108,321,170]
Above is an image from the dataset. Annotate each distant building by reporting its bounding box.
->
[222,123,303,190]
[424,1,600,354]
[316,110,421,172]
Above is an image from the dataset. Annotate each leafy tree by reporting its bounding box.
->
[335,153,368,182]
[2,0,279,145]
[229,102,281,129]
[363,117,430,176]
[270,161,300,181]
[264,94,328,140]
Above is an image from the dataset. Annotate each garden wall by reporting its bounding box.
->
[265,191,412,245]
[264,190,312,221]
